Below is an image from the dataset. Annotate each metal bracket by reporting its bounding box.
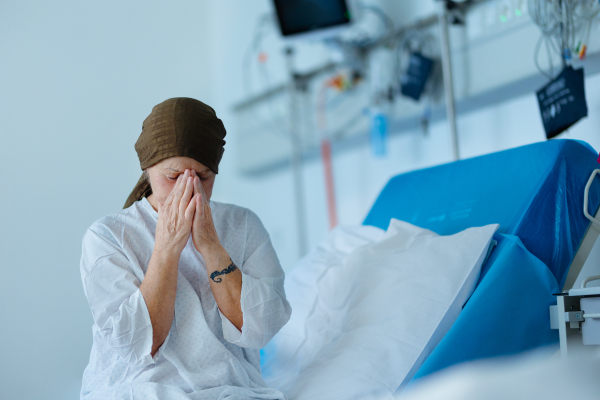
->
[565,311,585,329]
[551,307,585,330]
[554,295,584,359]
[565,311,586,322]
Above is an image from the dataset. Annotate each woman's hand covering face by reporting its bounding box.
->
[154,169,200,255]
[191,170,221,255]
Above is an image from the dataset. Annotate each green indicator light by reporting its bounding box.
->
[345,11,352,20]
[515,9,522,16]
[500,15,507,22]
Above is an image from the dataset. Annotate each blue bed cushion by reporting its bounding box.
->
[363,139,600,380]
[363,139,600,289]
[409,233,559,383]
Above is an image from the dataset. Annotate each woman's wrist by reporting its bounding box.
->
[151,245,181,267]
[195,236,220,256]
[201,243,229,268]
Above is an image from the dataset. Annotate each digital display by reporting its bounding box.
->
[272,0,351,37]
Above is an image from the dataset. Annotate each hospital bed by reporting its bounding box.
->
[361,138,600,381]
[261,138,600,395]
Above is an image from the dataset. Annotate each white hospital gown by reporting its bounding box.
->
[80,197,291,400]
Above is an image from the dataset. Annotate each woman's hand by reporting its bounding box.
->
[142,170,199,357]
[154,169,199,256]
[190,171,243,329]
[191,171,221,255]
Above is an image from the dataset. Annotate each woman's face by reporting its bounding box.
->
[146,156,216,207]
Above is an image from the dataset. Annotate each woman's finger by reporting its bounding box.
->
[192,175,201,197]
[196,192,204,220]
[172,170,189,207]
[185,193,198,221]
[197,178,209,207]
[180,175,194,216]
[193,176,208,209]
[164,173,184,208]
[163,175,179,208]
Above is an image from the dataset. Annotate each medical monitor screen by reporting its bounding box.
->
[272,0,351,37]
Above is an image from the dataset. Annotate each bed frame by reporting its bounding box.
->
[550,169,600,358]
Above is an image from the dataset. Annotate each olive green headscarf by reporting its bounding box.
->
[124,97,226,209]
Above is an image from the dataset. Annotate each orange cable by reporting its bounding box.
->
[317,79,338,230]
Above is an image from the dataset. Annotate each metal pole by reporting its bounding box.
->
[560,0,567,68]
[285,47,309,258]
[438,2,460,161]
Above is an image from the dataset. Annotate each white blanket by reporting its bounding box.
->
[262,219,498,400]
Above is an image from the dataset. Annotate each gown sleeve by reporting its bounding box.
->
[219,210,292,349]
[80,225,163,368]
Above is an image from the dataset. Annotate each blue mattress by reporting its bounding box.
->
[364,139,600,289]
[363,139,600,380]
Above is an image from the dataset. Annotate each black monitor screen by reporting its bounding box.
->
[272,0,351,36]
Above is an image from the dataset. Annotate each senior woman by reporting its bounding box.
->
[80,98,291,400]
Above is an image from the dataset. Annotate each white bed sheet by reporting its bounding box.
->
[262,219,498,400]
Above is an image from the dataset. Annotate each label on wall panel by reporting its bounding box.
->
[536,66,588,139]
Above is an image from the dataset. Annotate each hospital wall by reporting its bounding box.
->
[0,2,215,399]
[2,1,600,400]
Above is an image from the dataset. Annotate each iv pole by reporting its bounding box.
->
[438,0,460,161]
[285,47,309,258]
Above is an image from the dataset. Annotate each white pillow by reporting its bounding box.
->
[261,224,386,390]
[263,219,498,400]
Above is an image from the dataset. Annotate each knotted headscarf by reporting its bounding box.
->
[124,97,226,208]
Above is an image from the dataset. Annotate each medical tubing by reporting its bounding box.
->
[321,138,338,230]
[317,79,339,230]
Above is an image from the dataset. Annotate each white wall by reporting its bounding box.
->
[0,1,213,399]
[2,1,600,399]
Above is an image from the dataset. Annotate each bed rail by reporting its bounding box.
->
[563,169,600,291]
